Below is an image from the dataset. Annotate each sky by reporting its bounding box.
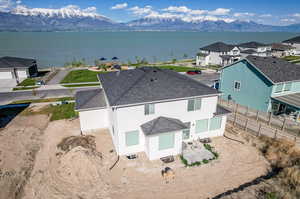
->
[1,0,300,25]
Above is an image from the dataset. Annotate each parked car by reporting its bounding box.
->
[36,80,45,86]
[186,70,202,75]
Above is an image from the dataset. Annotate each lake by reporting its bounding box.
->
[0,31,298,67]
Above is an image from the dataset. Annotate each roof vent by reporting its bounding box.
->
[150,78,158,82]
[273,61,277,64]
[153,70,157,73]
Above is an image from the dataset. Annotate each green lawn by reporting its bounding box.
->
[18,78,36,86]
[13,86,39,91]
[283,56,300,61]
[60,70,106,83]
[21,103,78,121]
[47,103,78,121]
[62,83,100,88]
[10,97,74,104]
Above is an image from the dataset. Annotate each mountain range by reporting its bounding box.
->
[1,10,300,32]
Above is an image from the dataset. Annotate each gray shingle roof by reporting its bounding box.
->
[214,105,231,116]
[272,43,295,51]
[272,93,300,109]
[98,67,220,107]
[241,49,257,54]
[239,41,268,48]
[141,116,188,136]
[0,56,36,69]
[75,88,107,111]
[283,36,300,44]
[245,55,300,83]
[200,42,235,52]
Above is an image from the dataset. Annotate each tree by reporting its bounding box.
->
[183,54,188,59]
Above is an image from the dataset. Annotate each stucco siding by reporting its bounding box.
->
[79,109,109,133]
[220,60,273,112]
[114,96,221,157]
[146,131,182,160]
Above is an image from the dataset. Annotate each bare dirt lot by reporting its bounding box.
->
[1,112,270,199]
[0,114,49,199]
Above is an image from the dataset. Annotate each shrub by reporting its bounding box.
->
[203,159,209,164]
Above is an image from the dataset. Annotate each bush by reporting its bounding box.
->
[203,159,209,164]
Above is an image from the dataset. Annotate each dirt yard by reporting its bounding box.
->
[1,112,270,199]
[0,114,49,199]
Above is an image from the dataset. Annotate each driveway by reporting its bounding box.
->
[46,69,70,85]
[0,79,17,92]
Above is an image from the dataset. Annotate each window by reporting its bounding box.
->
[125,130,139,146]
[209,117,222,131]
[275,84,284,93]
[145,104,155,115]
[187,98,202,111]
[195,119,209,133]
[182,122,190,140]
[234,81,241,91]
[284,83,292,91]
[159,133,175,150]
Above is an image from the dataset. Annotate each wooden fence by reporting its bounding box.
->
[219,100,300,145]
[219,99,300,137]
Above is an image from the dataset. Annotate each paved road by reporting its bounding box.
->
[46,69,70,85]
[0,87,95,105]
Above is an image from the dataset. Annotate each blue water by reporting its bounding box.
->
[0,31,298,67]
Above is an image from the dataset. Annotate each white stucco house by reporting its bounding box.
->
[75,67,231,160]
[282,36,300,55]
[0,56,38,83]
[196,42,241,67]
[239,41,272,57]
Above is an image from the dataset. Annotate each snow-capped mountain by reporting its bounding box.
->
[11,5,114,22]
[126,17,285,32]
[0,8,300,32]
[0,6,124,31]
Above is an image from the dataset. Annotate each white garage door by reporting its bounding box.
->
[17,70,27,78]
[0,71,13,79]
[79,108,108,133]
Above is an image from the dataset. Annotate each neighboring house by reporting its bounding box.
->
[282,36,300,55]
[0,56,38,83]
[271,43,295,57]
[75,67,230,160]
[196,42,241,67]
[220,55,300,122]
[239,42,272,57]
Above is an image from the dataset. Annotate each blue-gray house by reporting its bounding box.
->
[220,55,300,121]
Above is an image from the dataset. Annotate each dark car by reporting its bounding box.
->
[186,70,202,75]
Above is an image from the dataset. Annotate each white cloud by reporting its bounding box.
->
[162,6,191,13]
[208,8,231,15]
[281,18,296,22]
[260,14,272,18]
[0,0,14,11]
[233,12,255,17]
[293,13,300,17]
[16,0,21,4]
[162,6,230,16]
[128,5,153,16]
[111,3,127,10]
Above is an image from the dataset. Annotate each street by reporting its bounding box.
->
[0,87,96,105]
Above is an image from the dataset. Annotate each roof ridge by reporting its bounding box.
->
[163,116,186,128]
[111,69,148,105]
